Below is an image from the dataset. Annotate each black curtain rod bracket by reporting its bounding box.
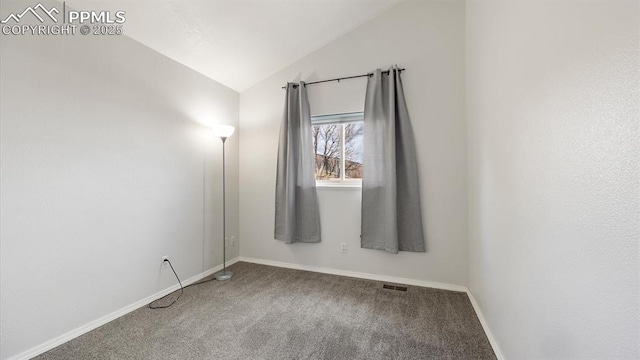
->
[282,68,405,89]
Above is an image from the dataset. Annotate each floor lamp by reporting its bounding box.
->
[213,124,234,281]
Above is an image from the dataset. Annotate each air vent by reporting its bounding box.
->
[382,284,408,292]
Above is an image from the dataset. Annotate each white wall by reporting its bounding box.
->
[466,0,639,359]
[0,1,239,358]
[239,0,467,286]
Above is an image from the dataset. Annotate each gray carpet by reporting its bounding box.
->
[36,262,496,360]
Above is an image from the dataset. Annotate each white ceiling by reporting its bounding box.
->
[69,0,402,92]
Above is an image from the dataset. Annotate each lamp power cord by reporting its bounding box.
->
[148,259,224,309]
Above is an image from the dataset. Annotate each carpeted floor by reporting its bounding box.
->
[36,262,496,360]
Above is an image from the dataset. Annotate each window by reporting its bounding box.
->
[311,112,363,185]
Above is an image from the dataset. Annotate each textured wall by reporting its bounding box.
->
[466,0,639,358]
[0,1,239,358]
[239,0,468,286]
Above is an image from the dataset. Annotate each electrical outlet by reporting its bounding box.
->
[230,235,236,246]
[340,243,347,253]
[161,256,169,268]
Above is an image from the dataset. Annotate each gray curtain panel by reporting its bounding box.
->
[361,67,425,253]
[274,82,321,244]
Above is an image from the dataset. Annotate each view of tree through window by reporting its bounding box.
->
[311,113,363,182]
[344,123,364,179]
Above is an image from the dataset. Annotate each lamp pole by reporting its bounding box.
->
[215,135,233,281]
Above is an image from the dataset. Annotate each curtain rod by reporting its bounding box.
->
[281,68,405,89]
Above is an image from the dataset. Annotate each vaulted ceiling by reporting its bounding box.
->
[68,0,402,92]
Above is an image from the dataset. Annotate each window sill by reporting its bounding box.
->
[316,183,362,190]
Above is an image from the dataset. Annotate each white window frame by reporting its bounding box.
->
[311,111,363,188]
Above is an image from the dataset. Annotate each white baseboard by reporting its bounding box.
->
[238,256,504,360]
[238,256,467,292]
[8,257,240,360]
[466,291,506,360]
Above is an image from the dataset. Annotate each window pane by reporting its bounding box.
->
[344,122,363,179]
[312,124,340,180]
